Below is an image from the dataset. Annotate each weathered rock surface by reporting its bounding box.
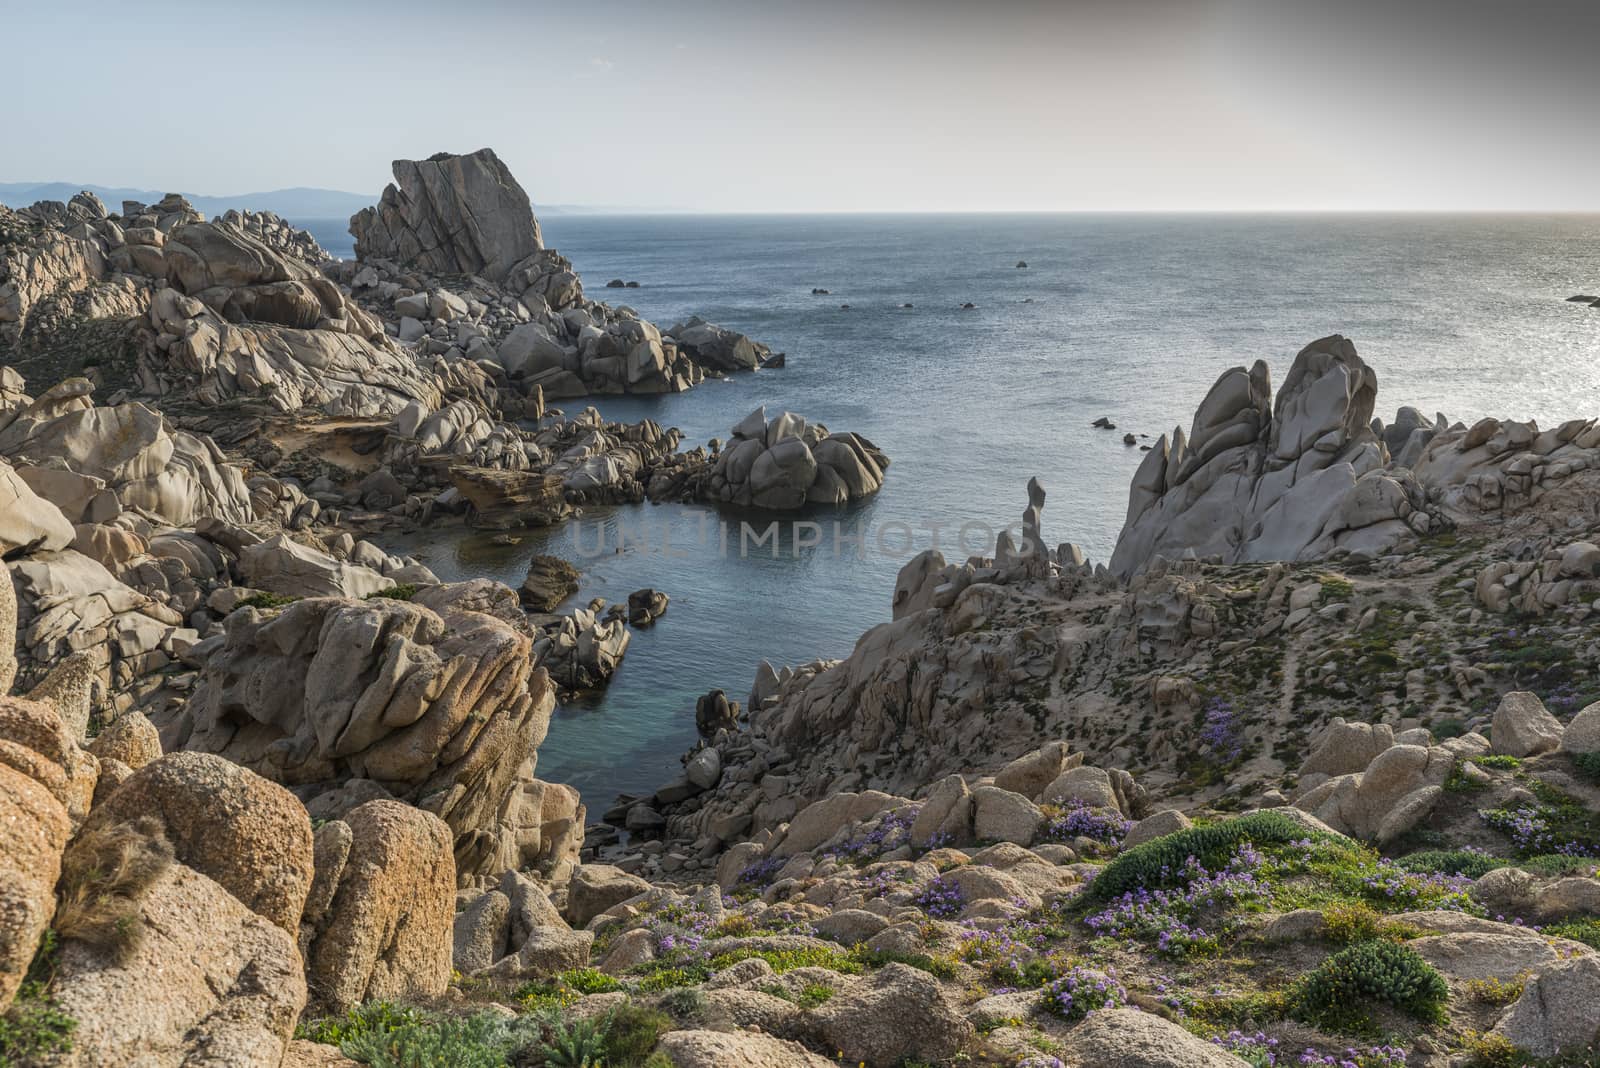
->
[168,592,558,885]
[300,800,455,1014]
[48,863,306,1068]
[1111,336,1420,575]
[1061,1008,1249,1066]
[82,751,314,932]
[0,698,75,1011]
[350,149,543,282]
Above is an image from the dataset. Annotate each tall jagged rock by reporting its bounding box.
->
[1110,335,1421,575]
[350,149,543,282]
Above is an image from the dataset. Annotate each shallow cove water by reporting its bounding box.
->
[362,212,1600,810]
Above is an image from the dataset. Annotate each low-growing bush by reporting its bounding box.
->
[852,946,960,979]
[1398,849,1507,880]
[1464,974,1526,1006]
[1083,811,1325,903]
[535,1015,608,1068]
[237,591,299,610]
[796,982,834,1008]
[366,584,418,601]
[1319,902,1419,944]
[1573,750,1600,786]
[340,1011,544,1068]
[299,1001,428,1045]
[1294,940,1449,1031]
[599,1003,670,1066]
[1544,917,1600,950]
[656,987,707,1022]
[1038,965,1125,1022]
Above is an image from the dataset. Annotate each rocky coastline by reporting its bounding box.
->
[0,149,1597,1068]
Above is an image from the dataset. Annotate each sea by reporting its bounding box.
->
[299,213,1600,809]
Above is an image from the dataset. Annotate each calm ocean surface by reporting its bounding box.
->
[304,214,1600,808]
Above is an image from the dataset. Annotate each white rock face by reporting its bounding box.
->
[0,458,73,555]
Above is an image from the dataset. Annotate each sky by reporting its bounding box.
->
[8,0,1600,212]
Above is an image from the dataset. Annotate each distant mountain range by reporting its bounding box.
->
[0,182,603,220]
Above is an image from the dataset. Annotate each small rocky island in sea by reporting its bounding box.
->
[1,148,1598,1068]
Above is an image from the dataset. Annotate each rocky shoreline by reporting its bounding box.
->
[0,149,1597,1067]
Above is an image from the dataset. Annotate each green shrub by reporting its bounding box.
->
[299,1001,427,1045]
[237,591,300,611]
[1398,849,1508,880]
[1294,940,1448,1031]
[1573,750,1600,785]
[339,1011,543,1068]
[0,980,77,1063]
[367,584,418,601]
[1520,855,1600,878]
[1544,917,1600,950]
[535,1016,608,1068]
[851,946,959,979]
[1083,811,1326,903]
[657,987,707,1022]
[601,1003,670,1067]
[796,982,834,1008]
[635,965,711,992]
[1319,902,1419,944]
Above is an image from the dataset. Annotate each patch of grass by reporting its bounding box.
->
[1178,987,1293,1031]
[1319,902,1421,944]
[707,944,865,976]
[366,584,418,601]
[1544,917,1600,950]
[795,982,834,1008]
[635,965,711,993]
[1472,754,1523,771]
[1398,849,1508,880]
[1318,574,1355,602]
[851,946,959,979]
[237,591,300,611]
[0,933,76,1063]
[1573,750,1600,786]
[1294,940,1449,1032]
[52,816,174,959]
[598,1003,670,1067]
[1460,1031,1600,1067]
[1464,974,1526,1006]
[297,1001,428,1045]
[514,968,624,1011]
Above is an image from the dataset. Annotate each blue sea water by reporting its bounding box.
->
[304,213,1600,809]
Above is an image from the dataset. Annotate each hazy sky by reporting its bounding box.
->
[10,0,1599,211]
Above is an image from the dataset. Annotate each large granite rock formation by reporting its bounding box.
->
[350,149,543,281]
[1110,335,1424,575]
[163,590,562,885]
[653,406,889,509]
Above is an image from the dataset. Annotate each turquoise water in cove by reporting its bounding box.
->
[303,213,1600,810]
